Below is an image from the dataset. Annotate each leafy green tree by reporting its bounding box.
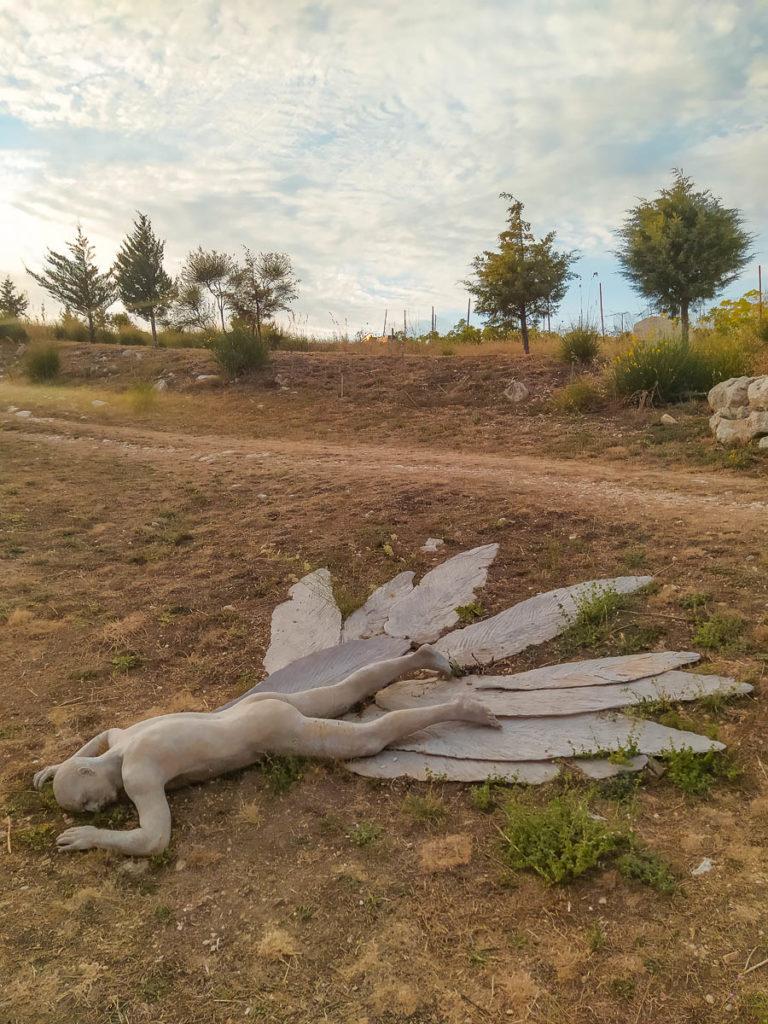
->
[0,276,29,319]
[114,213,174,348]
[615,171,753,343]
[227,250,299,344]
[177,247,236,332]
[26,226,115,343]
[466,194,577,354]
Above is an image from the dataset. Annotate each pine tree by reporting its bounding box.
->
[615,171,753,343]
[466,194,577,354]
[0,277,29,319]
[114,213,174,347]
[26,227,115,343]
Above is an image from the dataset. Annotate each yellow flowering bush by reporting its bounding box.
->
[611,338,752,402]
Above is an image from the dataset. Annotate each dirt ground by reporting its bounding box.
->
[2,342,768,1024]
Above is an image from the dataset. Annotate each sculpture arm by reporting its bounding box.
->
[56,764,171,857]
[32,730,113,789]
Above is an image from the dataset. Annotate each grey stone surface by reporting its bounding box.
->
[708,376,755,414]
[263,569,342,674]
[503,380,530,403]
[434,576,653,667]
[345,752,561,783]
[748,377,768,411]
[342,571,415,641]
[710,409,768,444]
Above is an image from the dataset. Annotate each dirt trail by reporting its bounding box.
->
[7,410,768,533]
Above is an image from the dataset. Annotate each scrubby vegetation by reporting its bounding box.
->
[23,342,60,382]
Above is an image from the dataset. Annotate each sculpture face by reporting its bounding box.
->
[53,759,118,813]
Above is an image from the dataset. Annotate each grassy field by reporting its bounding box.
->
[2,341,768,1024]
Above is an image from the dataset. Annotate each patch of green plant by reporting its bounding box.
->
[207,327,268,378]
[471,774,508,813]
[335,872,362,890]
[697,688,744,716]
[468,948,492,967]
[609,977,636,1000]
[560,326,601,366]
[615,623,663,655]
[550,378,606,413]
[560,585,629,650]
[693,612,745,651]
[586,922,605,952]
[679,591,712,614]
[153,904,173,923]
[23,342,61,382]
[258,753,306,794]
[742,992,768,1024]
[148,847,175,870]
[662,745,743,797]
[598,770,641,804]
[622,546,647,570]
[111,652,143,673]
[347,821,383,847]
[456,601,486,623]
[0,318,28,343]
[499,788,629,884]
[402,791,447,821]
[611,337,752,403]
[14,823,54,851]
[615,846,679,894]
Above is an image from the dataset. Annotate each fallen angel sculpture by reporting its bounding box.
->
[32,646,497,856]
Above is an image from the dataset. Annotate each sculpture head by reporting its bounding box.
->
[53,758,120,813]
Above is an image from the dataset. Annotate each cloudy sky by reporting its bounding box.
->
[1,0,766,337]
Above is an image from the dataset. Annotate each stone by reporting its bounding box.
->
[747,376,768,411]
[91,400,107,407]
[384,544,499,644]
[15,410,32,418]
[342,571,415,641]
[262,569,342,674]
[420,538,444,553]
[632,316,676,341]
[711,410,768,445]
[660,413,677,425]
[345,751,561,784]
[503,380,529,403]
[759,436,768,450]
[153,379,168,391]
[434,576,653,667]
[192,374,223,389]
[708,376,756,415]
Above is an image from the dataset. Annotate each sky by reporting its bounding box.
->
[1,0,766,338]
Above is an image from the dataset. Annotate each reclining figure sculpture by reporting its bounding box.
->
[32,646,499,856]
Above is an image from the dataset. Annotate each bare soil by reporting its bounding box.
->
[2,342,768,1024]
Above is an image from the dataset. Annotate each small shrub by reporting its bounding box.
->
[500,789,628,884]
[615,847,679,894]
[560,326,600,365]
[551,378,606,413]
[587,922,605,951]
[0,318,28,343]
[402,791,446,821]
[208,328,268,378]
[259,753,305,794]
[111,652,143,673]
[662,745,743,797]
[470,774,508,813]
[347,821,383,847]
[561,584,628,649]
[24,343,60,382]
[456,601,486,623]
[693,612,744,651]
[127,382,157,415]
[53,315,89,342]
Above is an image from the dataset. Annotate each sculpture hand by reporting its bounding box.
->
[56,826,100,852]
[33,765,60,789]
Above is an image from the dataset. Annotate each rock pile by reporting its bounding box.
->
[708,375,768,445]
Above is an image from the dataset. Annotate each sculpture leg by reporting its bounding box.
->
[283,645,453,718]
[267,697,498,760]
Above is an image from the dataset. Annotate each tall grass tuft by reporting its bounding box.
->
[207,328,269,378]
[560,325,601,365]
[24,343,60,382]
[611,337,752,403]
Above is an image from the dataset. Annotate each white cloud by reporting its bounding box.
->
[1,0,766,332]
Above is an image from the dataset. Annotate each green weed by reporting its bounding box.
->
[615,847,679,894]
[679,591,712,613]
[456,601,486,623]
[14,823,55,851]
[402,791,447,822]
[662,745,743,797]
[24,343,60,383]
[561,585,629,649]
[347,821,383,847]
[258,753,306,794]
[560,326,601,366]
[693,612,745,651]
[126,381,157,415]
[111,652,143,673]
[587,922,605,952]
[499,789,628,884]
[471,774,508,813]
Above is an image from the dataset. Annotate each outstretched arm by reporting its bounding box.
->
[33,730,114,789]
[56,763,171,857]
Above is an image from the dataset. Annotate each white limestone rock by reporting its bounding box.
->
[759,436,768,450]
[263,569,342,674]
[708,376,756,414]
[710,410,768,445]
[504,380,530,403]
[384,543,499,644]
[473,651,700,689]
[342,571,415,641]
[345,752,560,784]
[434,576,653,667]
[747,376,768,411]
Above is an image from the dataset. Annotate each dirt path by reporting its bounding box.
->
[6,411,768,535]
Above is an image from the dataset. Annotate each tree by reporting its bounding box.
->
[177,248,236,332]
[114,213,174,348]
[466,194,577,354]
[227,250,299,344]
[615,171,753,343]
[0,277,29,319]
[26,226,115,343]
